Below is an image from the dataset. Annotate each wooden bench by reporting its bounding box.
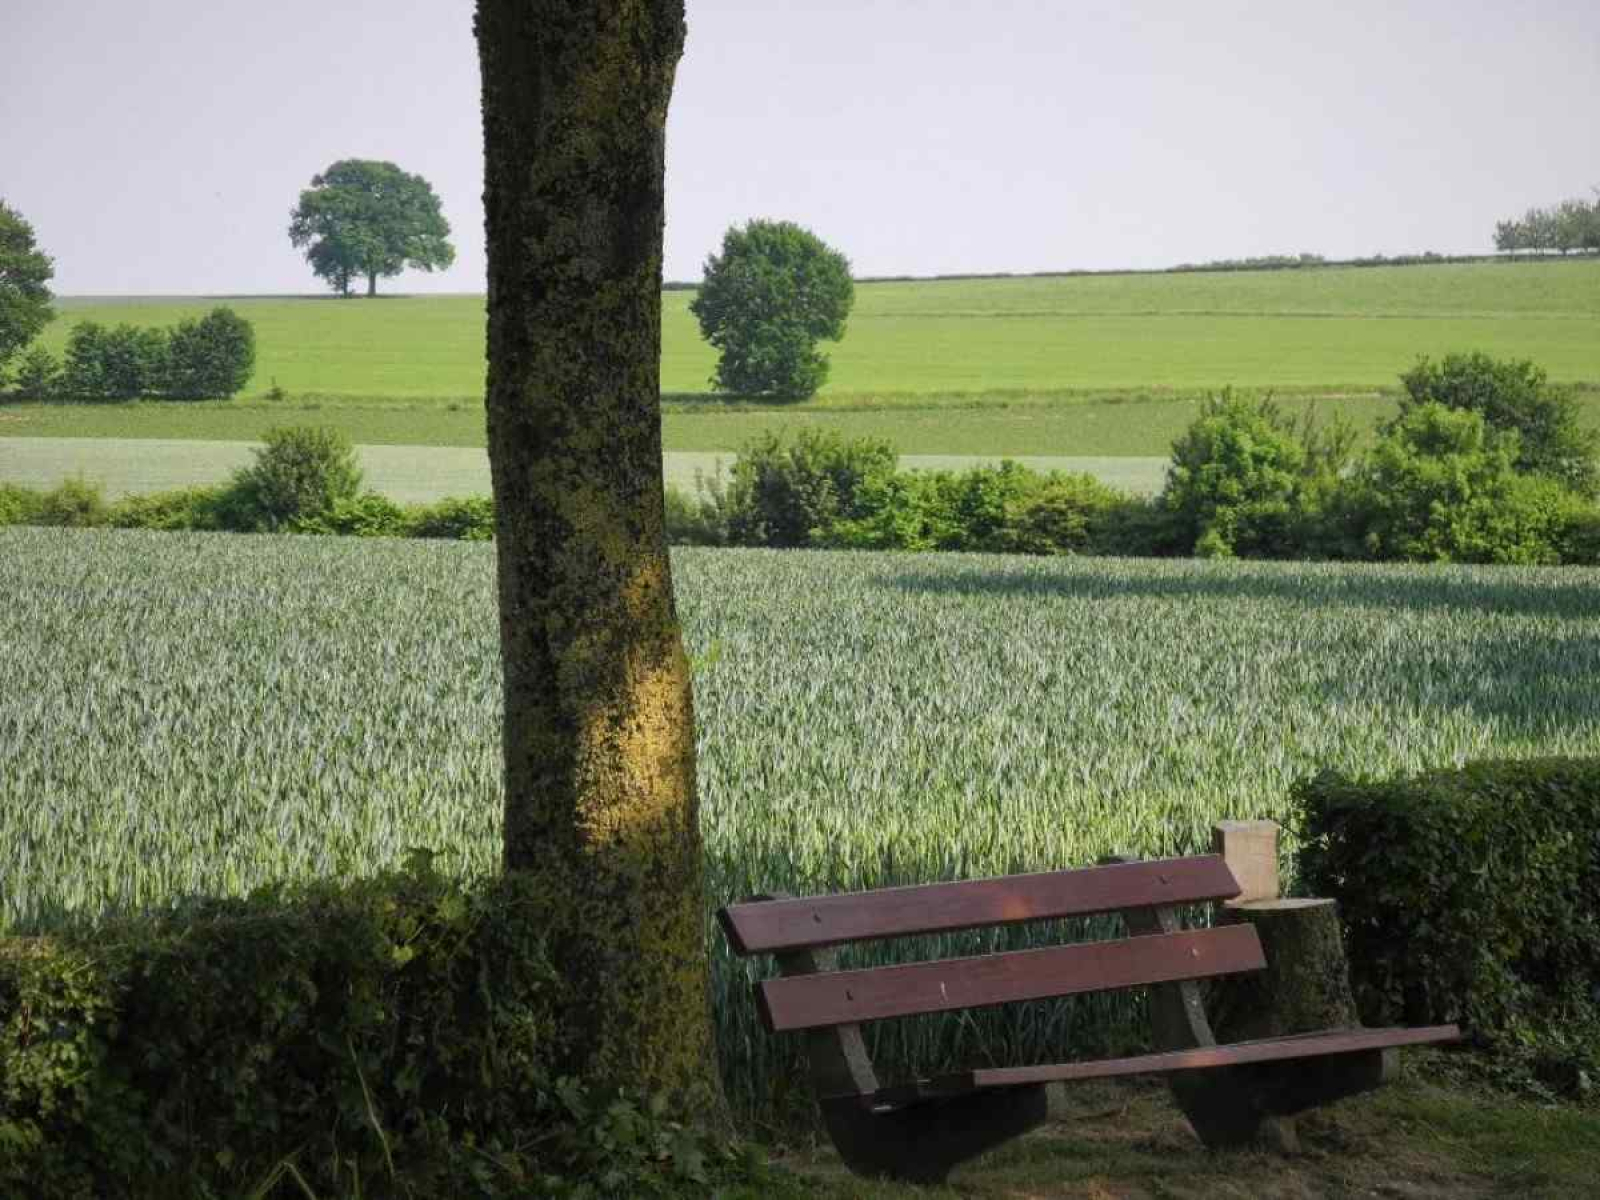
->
[718,829,1458,1184]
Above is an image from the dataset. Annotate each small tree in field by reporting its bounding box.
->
[288,160,456,297]
[690,220,853,399]
[164,307,255,399]
[0,200,55,376]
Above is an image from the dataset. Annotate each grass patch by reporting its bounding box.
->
[768,1068,1600,1197]
[35,259,1600,402]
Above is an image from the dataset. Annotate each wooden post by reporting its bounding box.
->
[1203,821,1379,1151]
[1213,820,1280,905]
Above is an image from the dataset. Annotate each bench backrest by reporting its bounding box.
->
[718,855,1263,1035]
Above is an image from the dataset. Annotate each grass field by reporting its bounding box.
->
[0,439,1173,500]
[32,259,1600,401]
[5,530,1597,1111]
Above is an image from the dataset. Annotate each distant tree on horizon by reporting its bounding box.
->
[288,160,456,297]
[0,199,56,375]
[1493,191,1600,257]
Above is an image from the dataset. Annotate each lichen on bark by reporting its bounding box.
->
[475,0,724,1120]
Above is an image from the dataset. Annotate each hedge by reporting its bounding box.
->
[1293,758,1600,1095]
[0,861,759,1198]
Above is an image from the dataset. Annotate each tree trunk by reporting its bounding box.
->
[1211,899,1361,1042]
[367,271,377,297]
[475,0,723,1120]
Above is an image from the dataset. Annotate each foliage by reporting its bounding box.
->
[1336,403,1575,564]
[163,307,256,400]
[407,495,495,541]
[1294,759,1600,1098]
[1399,351,1600,497]
[59,321,169,402]
[288,160,456,297]
[22,478,110,527]
[664,470,737,547]
[1494,192,1600,256]
[1160,391,1352,558]
[292,491,412,538]
[690,220,854,398]
[6,531,1598,1120]
[105,487,227,532]
[8,343,60,400]
[1004,472,1144,555]
[226,425,364,531]
[0,862,763,1197]
[0,483,43,526]
[0,199,55,373]
[721,428,896,547]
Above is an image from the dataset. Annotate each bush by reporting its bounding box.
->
[690,220,854,399]
[1003,472,1131,555]
[162,307,255,400]
[9,344,60,400]
[292,491,412,537]
[1336,403,1571,564]
[0,862,762,1197]
[29,478,109,527]
[1160,391,1346,559]
[408,495,495,541]
[105,486,228,532]
[664,470,736,547]
[226,425,363,531]
[59,321,169,402]
[1400,352,1600,497]
[0,483,43,525]
[723,429,896,547]
[1293,759,1600,1096]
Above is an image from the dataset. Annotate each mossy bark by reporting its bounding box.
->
[475,0,723,1120]
[1213,899,1361,1041]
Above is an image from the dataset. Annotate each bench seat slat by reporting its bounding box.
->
[866,1024,1461,1104]
[720,855,1241,954]
[758,925,1264,1033]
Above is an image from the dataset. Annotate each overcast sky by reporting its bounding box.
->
[4,0,1597,295]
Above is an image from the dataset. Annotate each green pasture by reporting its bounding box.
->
[35,259,1600,403]
[1,390,1407,457]
[4,530,1597,1111]
[0,437,1172,499]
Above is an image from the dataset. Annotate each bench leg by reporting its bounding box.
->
[820,1084,1050,1184]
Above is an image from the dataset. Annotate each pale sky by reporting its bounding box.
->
[4,0,1597,295]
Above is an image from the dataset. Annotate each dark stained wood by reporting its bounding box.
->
[867,1024,1461,1102]
[720,856,1241,954]
[758,925,1266,1033]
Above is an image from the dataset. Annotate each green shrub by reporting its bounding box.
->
[408,495,495,541]
[664,471,737,547]
[1336,403,1571,564]
[105,486,227,532]
[1293,759,1600,1097]
[0,862,762,1198]
[162,307,255,400]
[1003,471,1130,555]
[10,344,61,400]
[724,429,896,547]
[0,483,44,526]
[29,478,110,527]
[226,425,364,531]
[59,321,169,402]
[293,491,412,537]
[1160,391,1345,558]
[823,461,1049,553]
[1400,351,1599,497]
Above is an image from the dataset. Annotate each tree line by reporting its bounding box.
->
[1494,191,1600,255]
